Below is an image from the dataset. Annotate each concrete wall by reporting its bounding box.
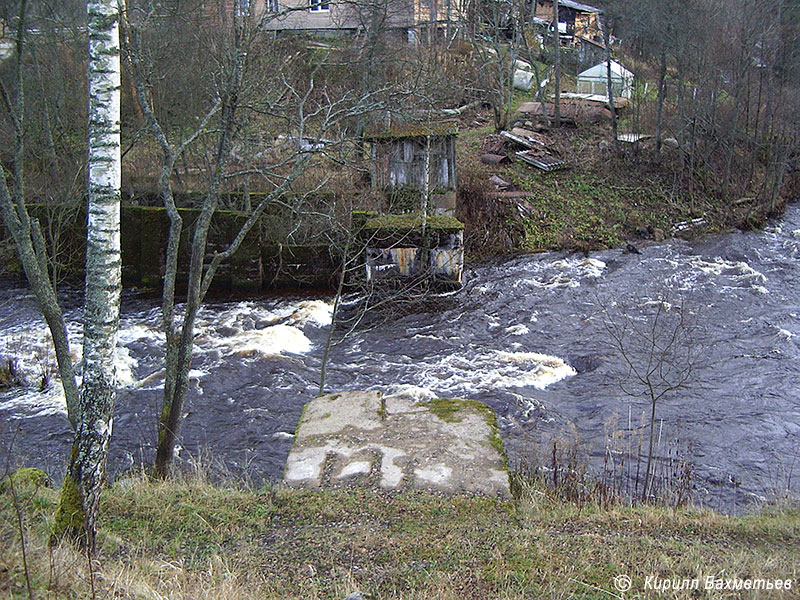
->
[1,205,336,292]
[3,205,464,293]
[358,212,464,289]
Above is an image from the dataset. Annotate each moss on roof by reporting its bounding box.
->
[365,121,459,140]
[363,212,464,231]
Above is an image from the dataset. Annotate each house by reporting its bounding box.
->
[254,0,468,41]
[531,0,604,50]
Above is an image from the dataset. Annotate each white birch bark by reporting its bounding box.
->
[54,0,122,547]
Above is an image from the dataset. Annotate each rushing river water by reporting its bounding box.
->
[1,205,799,512]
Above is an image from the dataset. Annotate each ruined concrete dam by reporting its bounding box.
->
[1,204,799,511]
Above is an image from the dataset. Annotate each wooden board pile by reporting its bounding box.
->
[501,128,566,172]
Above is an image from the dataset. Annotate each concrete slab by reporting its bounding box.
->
[283,390,510,498]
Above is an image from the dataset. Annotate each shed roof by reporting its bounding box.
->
[364,212,464,231]
[364,120,459,140]
[578,60,634,81]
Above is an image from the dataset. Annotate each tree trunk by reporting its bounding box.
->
[642,390,657,501]
[655,49,666,156]
[601,15,618,152]
[153,3,246,478]
[53,0,122,548]
[553,0,561,127]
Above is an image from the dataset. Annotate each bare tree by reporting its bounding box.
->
[600,295,703,501]
[552,0,561,127]
[0,0,82,428]
[599,12,619,152]
[465,0,518,132]
[122,0,408,477]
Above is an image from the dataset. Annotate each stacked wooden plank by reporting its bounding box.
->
[500,128,566,172]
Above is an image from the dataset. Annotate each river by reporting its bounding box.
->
[1,205,798,512]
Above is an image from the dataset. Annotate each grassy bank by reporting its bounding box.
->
[1,471,797,599]
[455,123,793,256]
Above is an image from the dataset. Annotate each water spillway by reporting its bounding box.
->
[1,205,799,512]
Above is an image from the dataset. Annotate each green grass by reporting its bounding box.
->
[364,212,464,232]
[456,121,726,254]
[2,469,797,599]
[507,170,686,251]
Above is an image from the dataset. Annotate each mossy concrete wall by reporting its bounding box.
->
[357,211,465,288]
[1,205,336,292]
[3,205,464,292]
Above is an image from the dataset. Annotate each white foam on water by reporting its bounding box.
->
[117,323,164,345]
[3,385,67,419]
[559,257,606,278]
[383,384,438,403]
[667,256,768,293]
[491,351,577,389]
[283,300,333,327]
[223,324,312,356]
[416,350,575,394]
[512,393,547,420]
[114,346,139,387]
[515,274,579,289]
[514,257,607,289]
[0,323,71,386]
[505,324,530,336]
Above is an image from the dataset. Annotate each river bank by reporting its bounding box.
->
[455,122,799,258]
[1,469,797,599]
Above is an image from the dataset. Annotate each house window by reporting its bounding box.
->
[309,0,330,11]
[266,0,279,12]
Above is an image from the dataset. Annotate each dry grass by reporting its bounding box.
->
[1,468,798,599]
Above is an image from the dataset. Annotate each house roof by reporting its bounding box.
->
[578,61,634,81]
[559,0,601,13]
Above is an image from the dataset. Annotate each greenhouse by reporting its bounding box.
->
[576,60,634,98]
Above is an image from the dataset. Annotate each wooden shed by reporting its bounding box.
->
[365,121,458,193]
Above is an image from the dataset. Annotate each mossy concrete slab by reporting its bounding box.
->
[284,390,510,498]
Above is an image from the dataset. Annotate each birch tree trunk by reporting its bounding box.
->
[53,0,122,548]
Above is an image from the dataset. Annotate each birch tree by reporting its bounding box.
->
[53,0,122,547]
